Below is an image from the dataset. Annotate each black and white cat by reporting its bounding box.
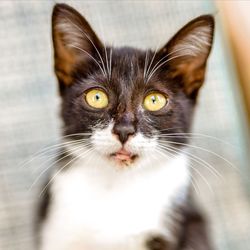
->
[38,4,214,250]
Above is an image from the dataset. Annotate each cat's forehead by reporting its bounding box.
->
[111,47,146,73]
[108,47,153,88]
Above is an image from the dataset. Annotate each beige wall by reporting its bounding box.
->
[216,1,250,123]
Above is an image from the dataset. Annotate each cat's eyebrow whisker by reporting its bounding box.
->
[158,139,237,172]
[155,147,213,193]
[95,12,111,80]
[109,47,113,81]
[143,50,149,80]
[146,53,192,83]
[146,46,196,81]
[104,42,110,80]
[144,45,159,82]
[157,143,223,181]
[64,17,108,79]
[39,147,94,196]
[68,44,106,77]
[29,143,92,191]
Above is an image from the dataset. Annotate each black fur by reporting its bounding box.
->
[37,4,215,250]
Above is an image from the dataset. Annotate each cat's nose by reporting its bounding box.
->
[113,123,135,144]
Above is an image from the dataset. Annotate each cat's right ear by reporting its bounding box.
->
[52,4,103,92]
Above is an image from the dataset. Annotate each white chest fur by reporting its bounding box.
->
[40,153,190,250]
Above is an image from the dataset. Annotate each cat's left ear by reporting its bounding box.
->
[158,15,214,98]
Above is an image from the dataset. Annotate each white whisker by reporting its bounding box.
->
[146,47,193,83]
[158,139,237,172]
[19,139,90,169]
[146,53,192,83]
[157,143,223,180]
[143,50,149,80]
[39,147,93,197]
[68,44,106,77]
[109,47,113,80]
[145,47,158,82]
[155,147,213,193]
[158,132,235,147]
[64,17,108,78]
[29,143,92,191]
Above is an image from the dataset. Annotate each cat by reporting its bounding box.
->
[37,3,215,250]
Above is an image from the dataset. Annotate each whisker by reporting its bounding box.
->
[158,132,235,147]
[157,143,223,180]
[19,139,90,169]
[158,139,237,171]
[189,164,213,194]
[144,50,149,80]
[157,127,184,132]
[189,174,201,196]
[104,43,110,79]
[29,143,92,191]
[64,17,108,78]
[145,46,159,82]
[30,148,68,175]
[146,53,192,82]
[109,47,113,80]
[39,147,93,196]
[146,47,192,83]
[68,44,106,77]
[155,147,213,193]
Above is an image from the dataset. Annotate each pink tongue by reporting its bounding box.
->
[115,149,131,161]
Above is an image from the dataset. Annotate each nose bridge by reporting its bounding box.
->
[113,108,136,144]
[117,111,135,124]
[116,90,135,124]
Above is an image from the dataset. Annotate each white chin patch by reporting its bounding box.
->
[65,121,160,169]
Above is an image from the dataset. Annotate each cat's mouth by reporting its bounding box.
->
[110,148,138,166]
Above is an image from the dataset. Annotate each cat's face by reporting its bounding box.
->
[52,4,214,168]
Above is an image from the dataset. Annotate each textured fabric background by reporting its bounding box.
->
[0,1,250,250]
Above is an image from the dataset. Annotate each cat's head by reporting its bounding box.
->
[52,4,214,169]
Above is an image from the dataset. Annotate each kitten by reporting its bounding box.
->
[37,3,214,250]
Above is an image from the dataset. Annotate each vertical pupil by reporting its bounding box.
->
[95,93,100,101]
[151,96,156,104]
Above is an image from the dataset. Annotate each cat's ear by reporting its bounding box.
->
[52,4,103,89]
[158,15,214,98]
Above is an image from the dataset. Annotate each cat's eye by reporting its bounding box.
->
[85,89,108,109]
[143,92,167,111]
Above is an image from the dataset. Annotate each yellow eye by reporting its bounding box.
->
[143,92,167,111]
[85,89,108,109]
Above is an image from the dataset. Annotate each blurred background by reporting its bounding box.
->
[0,1,249,250]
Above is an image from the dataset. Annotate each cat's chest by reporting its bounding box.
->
[44,154,189,249]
